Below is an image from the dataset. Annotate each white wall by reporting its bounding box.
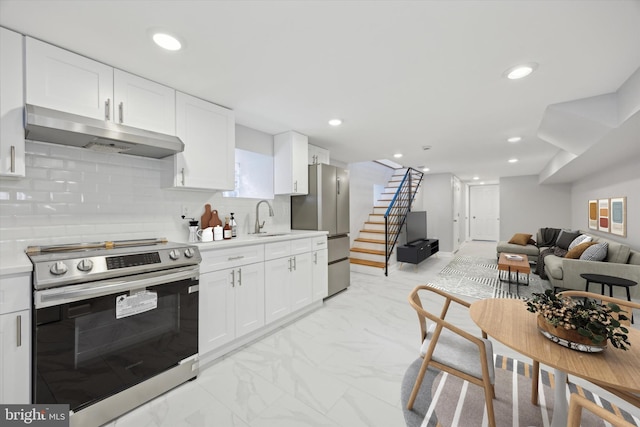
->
[571,156,640,249]
[499,175,572,241]
[420,173,454,252]
[347,161,395,246]
[0,127,290,256]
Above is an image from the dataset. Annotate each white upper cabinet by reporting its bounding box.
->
[0,27,25,177]
[274,131,309,195]
[113,69,175,135]
[167,92,235,190]
[308,144,330,165]
[25,37,176,135]
[25,37,113,121]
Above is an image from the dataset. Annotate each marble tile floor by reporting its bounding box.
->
[107,241,639,427]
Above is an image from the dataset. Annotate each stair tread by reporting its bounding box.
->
[365,221,400,225]
[354,237,386,244]
[350,258,386,268]
[350,247,385,255]
[360,229,386,234]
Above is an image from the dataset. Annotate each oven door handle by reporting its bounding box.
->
[35,266,199,308]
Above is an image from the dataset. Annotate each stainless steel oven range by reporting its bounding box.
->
[26,238,201,427]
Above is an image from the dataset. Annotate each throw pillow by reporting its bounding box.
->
[568,234,593,250]
[565,241,597,259]
[580,242,609,261]
[556,230,581,250]
[508,233,532,246]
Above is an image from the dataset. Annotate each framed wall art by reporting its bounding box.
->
[609,197,626,237]
[598,199,609,232]
[588,199,598,230]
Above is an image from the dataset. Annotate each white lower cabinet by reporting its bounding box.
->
[264,238,313,324]
[199,246,265,355]
[0,273,31,403]
[198,234,327,359]
[0,310,30,403]
[312,248,328,301]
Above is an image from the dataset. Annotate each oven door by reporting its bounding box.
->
[33,266,199,412]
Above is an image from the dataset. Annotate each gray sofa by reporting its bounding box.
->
[544,232,640,298]
[497,229,640,299]
[496,238,540,263]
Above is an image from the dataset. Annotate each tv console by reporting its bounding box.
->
[397,239,439,268]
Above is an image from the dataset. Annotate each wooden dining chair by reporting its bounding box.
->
[567,393,635,427]
[406,285,497,427]
[530,290,640,406]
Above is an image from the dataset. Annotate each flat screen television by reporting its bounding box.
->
[405,211,427,245]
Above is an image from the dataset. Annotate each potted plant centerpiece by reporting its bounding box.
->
[526,290,631,352]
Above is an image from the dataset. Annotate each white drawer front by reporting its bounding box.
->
[264,241,291,261]
[290,238,312,255]
[200,244,264,273]
[0,273,31,314]
[311,236,327,250]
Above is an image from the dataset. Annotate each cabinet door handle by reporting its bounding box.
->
[118,102,124,123]
[294,181,297,192]
[237,268,242,286]
[181,168,185,186]
[16,315,22,347]
[10,145,16,173]
[292,256,297,271]
[288,258,292,272]
[230,269,235,287]
[105,99,111,120]
[337,177,340,195]
[314,252,317,264]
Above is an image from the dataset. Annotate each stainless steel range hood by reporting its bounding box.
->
[24,104,184,159]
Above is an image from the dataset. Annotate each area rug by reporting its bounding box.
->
[400,355,640,427]
[431,256,552,300]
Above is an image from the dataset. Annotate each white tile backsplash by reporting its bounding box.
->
[0,141,292,255]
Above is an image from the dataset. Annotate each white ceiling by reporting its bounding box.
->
[2,0,640,184]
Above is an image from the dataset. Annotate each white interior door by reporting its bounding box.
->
[453,177,462,252]
[469,185,499,241]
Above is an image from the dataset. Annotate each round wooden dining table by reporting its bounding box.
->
[470,298,640,427]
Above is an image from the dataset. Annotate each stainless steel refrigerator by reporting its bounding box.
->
[291,164,350,297]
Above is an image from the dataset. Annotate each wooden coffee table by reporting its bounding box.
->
[498,253,530,296]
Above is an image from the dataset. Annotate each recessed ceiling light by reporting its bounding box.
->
[473,176,479,180]
[328,119,342,126]
[152,32,182,51]
[504,62,538,80]
[480,181,486,185]
[507,136,522,143]
[508,158,519,163]
[393,153,403,158]
[422,167,430,172]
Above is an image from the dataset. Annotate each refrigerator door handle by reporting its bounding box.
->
[336,177,340,195]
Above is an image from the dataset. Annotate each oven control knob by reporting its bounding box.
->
[50,261,68,275]
[184,248,195,258]
[77,259,94,272]
[169,249,181,260]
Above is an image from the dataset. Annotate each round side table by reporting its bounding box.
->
[580,273,637,323]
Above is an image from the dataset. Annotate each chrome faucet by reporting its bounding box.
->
[255,199,274,234]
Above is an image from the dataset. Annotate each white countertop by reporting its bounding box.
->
[0,251,33,276]
[0,230,330,278]
[193,230,328,251]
